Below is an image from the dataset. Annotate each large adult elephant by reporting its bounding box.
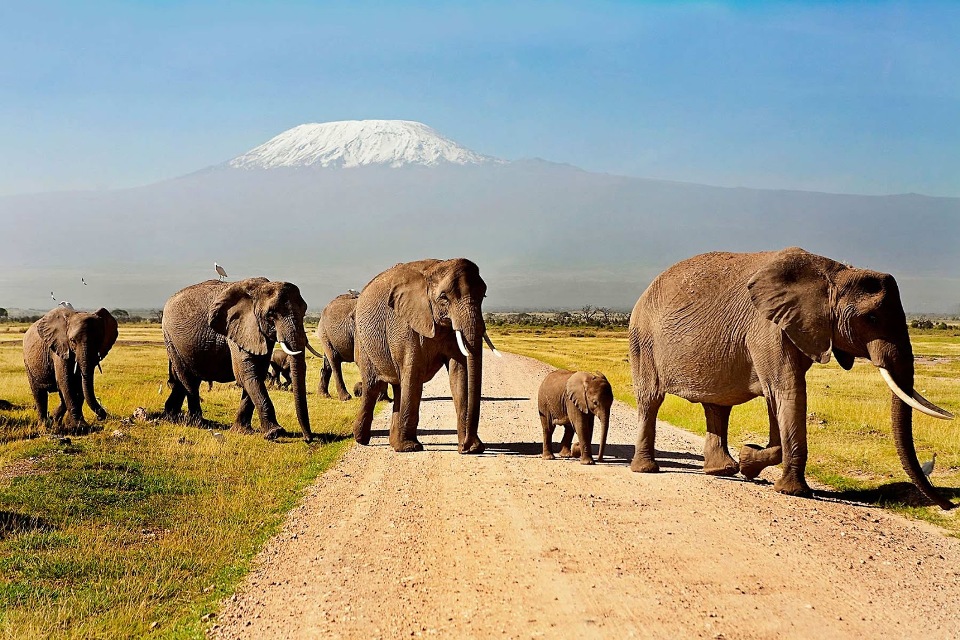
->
[628,248,955,509]
[316,292,360,401]
[353,258,497,453]
[23,306,119,432]
[162,278,321,441]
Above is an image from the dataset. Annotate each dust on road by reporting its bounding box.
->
[213,352,960,639]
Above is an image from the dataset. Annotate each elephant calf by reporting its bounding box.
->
[352,381,393,402]
[538,370,613,464]
[267,349,292,390]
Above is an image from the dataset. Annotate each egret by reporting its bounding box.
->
[215,263,228,281]
[59,301,75,310]
[921,452,937,478]
[348,288,360,296]
[210,430,225,444]
[50,291,55,301]
[81,277,87,285]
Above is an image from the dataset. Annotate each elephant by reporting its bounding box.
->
[628,247,955,509]
[353,258,498,453]
[161,278,322,441]
[352,380,393,402]
[267,349,292,390]
[538,370,613,464]
[315,292,360,401]
[22,306,118,432]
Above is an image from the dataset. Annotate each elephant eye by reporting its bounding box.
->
[437,292,449,302]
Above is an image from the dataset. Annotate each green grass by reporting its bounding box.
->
[489,325,960,534]
[0,323,367,638]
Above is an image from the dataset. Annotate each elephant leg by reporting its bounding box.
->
[163,374,188,420]
[630,393,663,473]
[231,389,256,434]
[702,403,739,476]
[241,374,283,440]
[540,412,556,460]
[331,358,352,402]
[448,357,482,454]
[51,395,66,426]
[739,400,784,480]
[572,414,596,465]
[392,377,423,453]
[352,376,383,445]
[318,356,333,398]
[30,381,49,425]
[558,424,575,458]
[770,387,812,497]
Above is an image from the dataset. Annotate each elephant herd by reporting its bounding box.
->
[14,249,957,509]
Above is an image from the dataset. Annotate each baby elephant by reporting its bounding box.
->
[538,370,613,464]
[353,381,393,403]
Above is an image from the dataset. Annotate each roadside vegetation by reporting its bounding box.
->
[0,323,360,638]
[488,324,960,535]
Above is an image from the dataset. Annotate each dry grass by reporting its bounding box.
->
[489,326,960,533]
[0,322,368,638]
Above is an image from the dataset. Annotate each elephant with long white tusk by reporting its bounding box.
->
[628,247,955,510]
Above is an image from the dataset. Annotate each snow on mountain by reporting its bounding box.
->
[228,119,502,169]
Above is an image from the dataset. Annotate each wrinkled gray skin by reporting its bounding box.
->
[629,247,955,509]
[316,293,360,401]
[352,380,393,402]
[354,258,488,454]
[162,278,314,441]
[267,349,291,390]
[538,370,613,465]
[23,307,118,433]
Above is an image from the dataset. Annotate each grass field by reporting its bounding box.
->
[0,323,365,639]
[488,326,960,533]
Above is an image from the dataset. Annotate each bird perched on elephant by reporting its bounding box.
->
[628,247,955,509]
[161,278,322,441]
[267,349,292,390]
[315,292,360,401]
[23,306,118,433]
[538,370,613,464]
[353,258,499,453]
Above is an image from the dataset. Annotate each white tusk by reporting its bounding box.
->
[280,341,302,356]
[878,368,954,420]
[455,330,470,357]
[74,360,78,375]
[305,341,324,358]
[483,332,503,358]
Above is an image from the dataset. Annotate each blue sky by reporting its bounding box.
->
[1,1,958,196]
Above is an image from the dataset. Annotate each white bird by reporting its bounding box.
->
[158,382,164,395]
[210,430,225,444]
[348,288,360,296]
[59,301,75,310]
[921,452,937,477]
[215,263,228,281]
[81,277,87,285]
[50,291,56,301]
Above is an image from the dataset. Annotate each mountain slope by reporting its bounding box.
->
[228,120,500,169]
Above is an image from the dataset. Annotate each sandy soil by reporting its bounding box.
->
[212,352,960,639]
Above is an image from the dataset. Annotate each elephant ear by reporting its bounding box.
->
[36,309,71,359]
[94,308,119,359]
[566,372,591,413]
[209,280,269,355]
[387,267,436,338]
[747,248,835,364]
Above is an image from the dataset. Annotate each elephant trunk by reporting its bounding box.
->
[870,337,956,510]
[76,344,106,420]
[454,304,484,453]
[288,350,312,442]
[597,408,610,462]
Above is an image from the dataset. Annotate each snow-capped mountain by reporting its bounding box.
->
[228,119,501,169]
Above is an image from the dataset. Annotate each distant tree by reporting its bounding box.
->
[153,309,164,324]
[0,308,7,320]
[112,309,130,321]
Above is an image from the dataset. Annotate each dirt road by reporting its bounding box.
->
[213,352,960,639]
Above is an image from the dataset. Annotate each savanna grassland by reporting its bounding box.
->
[488,325,960,533]
[0,323,365,639]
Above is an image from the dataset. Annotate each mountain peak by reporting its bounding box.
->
[228,119,501,170]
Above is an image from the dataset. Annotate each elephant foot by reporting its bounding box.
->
[738,444,782,480]
[558,447,574,458]
[630,457,660,473]
[318,392,332,399]
[579,457,596,466]
[93,408,107,421]
[263,426,286,441]
[459,437,485,455]
[393,439,424,453]
[542,451,556,460]
[571,443,585,458]
[703,456,740,477]
[774,475,813,498]
[337,393,352,402]
[230,423,256,435]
